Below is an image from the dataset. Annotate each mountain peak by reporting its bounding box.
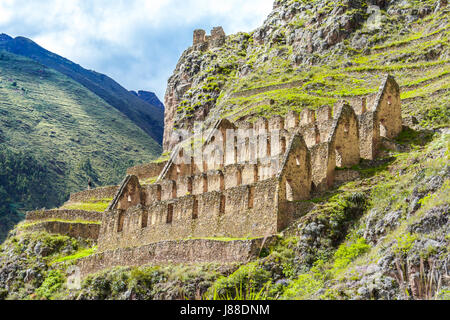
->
[131,90,165,111]
[0,33,12,42]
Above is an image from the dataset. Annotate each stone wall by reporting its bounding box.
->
[97,132,313,253]
[334,169,361,185]
[192,27,226,51]
[69,186,118,203]
[315,105,334,142]
[77,237,275,278]
[108,175,142,211]
[148,156,293,206]
[193,29,206,46]
[310,142,335,192]
[230,80,304,99]
[126,161,167,182]
[277,134,311,230]
[358,106,380,160]
[355,75,402,160]
[21,221,100,240]
[372,75,403,139]
[329,102,360,168]
[210,27,226,48]
[159,118,291,184]
[26,209,103,223]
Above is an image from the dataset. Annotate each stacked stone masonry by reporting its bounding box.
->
[21,221,100,241]
[126,161,168,182]
[23,209,102,241]
[77,237,275,278]
[193,26,226,51]
[26,209,103,223]
[68,186,118,203]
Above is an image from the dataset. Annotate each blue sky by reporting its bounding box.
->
[0,0,274,100]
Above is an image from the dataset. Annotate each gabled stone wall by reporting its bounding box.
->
[309,142,336,192]
[23,209,102,240]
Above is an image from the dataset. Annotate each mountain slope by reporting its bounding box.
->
[0,35,164,144]
[0,50,162,240]
[131,90,165,111]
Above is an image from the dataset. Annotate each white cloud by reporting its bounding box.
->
[0,0,14,24]
[0,0,274,98]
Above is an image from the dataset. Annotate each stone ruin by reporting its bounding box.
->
[24,74,403,277]
[193,27,226,51]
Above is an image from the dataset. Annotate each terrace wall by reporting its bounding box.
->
[26,209,102,223]
[77,237,275,278]
[69,186,118,203]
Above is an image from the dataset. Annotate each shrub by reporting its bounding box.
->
[327,192,368,246]
[333,237,370,270]
[206,262,271,300]
[281,274,323,300]
[0,288,7,300]
[35,270,65,300]
[392,233,417,256]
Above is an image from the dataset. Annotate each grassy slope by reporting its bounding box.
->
[0,36,164,143]
[0,51,161,226]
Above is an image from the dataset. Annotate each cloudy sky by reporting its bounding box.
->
[0,0,274,100]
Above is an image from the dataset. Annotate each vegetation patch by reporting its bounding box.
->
[61,199,112,212]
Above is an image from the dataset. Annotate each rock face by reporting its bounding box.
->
[163,26,228,151]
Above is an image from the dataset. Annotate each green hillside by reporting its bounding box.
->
[0,50,161,240]
[0,35,164,143]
